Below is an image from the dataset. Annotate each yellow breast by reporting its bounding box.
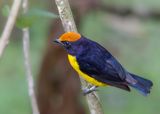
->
[68,54,106,86]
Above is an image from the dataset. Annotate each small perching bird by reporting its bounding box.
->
[54,32,153,96]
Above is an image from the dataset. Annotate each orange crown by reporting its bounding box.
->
[59,32,81,42]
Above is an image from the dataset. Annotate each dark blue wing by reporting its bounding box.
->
[76,39,127,84]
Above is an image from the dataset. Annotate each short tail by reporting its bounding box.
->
[128,73,153,96]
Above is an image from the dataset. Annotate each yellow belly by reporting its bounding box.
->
[68,54,106,86]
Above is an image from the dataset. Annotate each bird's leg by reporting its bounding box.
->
[83,86,98,95]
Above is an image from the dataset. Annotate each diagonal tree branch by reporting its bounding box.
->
[55,0,103,114]
[22,0,39,114]
[0,0,22,58]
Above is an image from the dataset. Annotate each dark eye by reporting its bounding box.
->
[63,41,71,49]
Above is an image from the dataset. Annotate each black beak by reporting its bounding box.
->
[53,39,64,46]
[53,39,60,43]
[53,39,62,44]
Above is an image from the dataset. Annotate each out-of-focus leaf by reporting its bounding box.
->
[16,8,58,28]
[1,5,10,17]
[27,8,58,19]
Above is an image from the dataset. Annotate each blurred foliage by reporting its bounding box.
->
[0,0,160,114]
[1,4,58,28]
[103,0,160,10]
[1,5,10,17]
[16,8,58,28]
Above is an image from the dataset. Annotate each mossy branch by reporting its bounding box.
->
[55,0,104,114]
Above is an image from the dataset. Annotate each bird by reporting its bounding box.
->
[54,32,153,96]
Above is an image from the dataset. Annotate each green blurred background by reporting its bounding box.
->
[0,0,159,114]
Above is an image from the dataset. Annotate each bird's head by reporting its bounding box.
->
[54,32,81,50]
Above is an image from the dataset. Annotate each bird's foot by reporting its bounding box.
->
[83,86,98,95]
